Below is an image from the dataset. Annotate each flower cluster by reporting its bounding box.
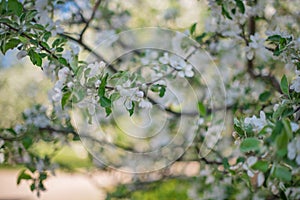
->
[159,53,194,78]
[244,111,267,132]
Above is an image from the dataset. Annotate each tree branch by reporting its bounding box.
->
[79,0,102,42]
[0,22,68,67]
[246,15,282,94]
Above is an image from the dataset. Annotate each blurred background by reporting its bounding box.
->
[0,0,208,199]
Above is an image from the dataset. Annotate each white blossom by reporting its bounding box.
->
[0,152,4,164]
[159,53,169,64]
[86,61,106,78]
[245,33,268,60]
[178,64,194,78]
[242,156,257,177]
[287,136,300,165]
[257,172,265,187]
[244,111,267,132]
[0,139,4,148]
[139,100,152,109]
[291,122,299,132]
[290,70,300,93]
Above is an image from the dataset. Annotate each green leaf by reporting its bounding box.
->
[259,91,271,102]
[252,160,269,172]
[100,97,111,108]
[39,172,47,181]
[127,101,135,116]
[159,85,166,97]
[8,0,23,16]
[280,75,289,95]
[98,73,108,98]
[268,121,283,142]
[58,57,68,66]
[273,103,287,120]
[30,183,36,191]
[235,0,245,13]
[61,91,71,109]
[197,102,206,117]
[282,119,292,139]
[56,47,64,52]
[221,5,232,20]
[190,23,197,35]
[17,170,32,185]
[2,38,21,54]
[273,165,292,182]
[240,137,261,152]
[0,18,12,24]
[22,136,33,149]
[105,107,112,116]
[233,118,245,136]
[195,33,206,43]
[28,49,42,67]
[267,35,282,43]
[110,93,120,102]
[222,158,230,170]
[43,32,52,41]
[276,130,288,157]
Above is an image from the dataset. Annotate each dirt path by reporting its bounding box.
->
[0,170,106,200]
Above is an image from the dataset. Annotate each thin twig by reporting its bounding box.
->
[79,0,102,42]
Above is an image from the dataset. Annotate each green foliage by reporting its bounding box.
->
[280,75,289,96]
[197,101,206,117]
[240,137,261,153]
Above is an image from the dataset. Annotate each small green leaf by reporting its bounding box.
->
[110,93,120,102]
[276,130,288,157]
[105,107,112,116]
[61,91,71,109]
[190,23,197,35]
[235,0,245,13]
[39,172,47,181]
[240,137,260,152]
[221,5,232,20]
[259,91,271,102]
[273,103,287,120]
[233,118,245,136]
[2,38,21,54]
[98,73,108,98]
[280,75,289,95]
[127,101,135,116]
[28,49,42,67]
[22,136,33,149]
[222,158,230,170]
[8,0,23,16]
[17,170,32,185]
[30,183,35,191]
[58,57,68,66]
[252,160,269,172]
[268,120,283,142]
[159,85,166,97]
[267,35,282,42]
[195,33,206,43]
[100,97,111,108]
[197,102,206,117]
[273,165,292,182]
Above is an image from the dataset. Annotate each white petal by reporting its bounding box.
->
[257,172,265,187]
[290,122,299,132]
[247,156,258,166]
[247,170,255,177]
[178,71,185,78]
[0,153,4,163]
[185,70,194,77]
[296,154,300,165]
[246,50,254,60]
